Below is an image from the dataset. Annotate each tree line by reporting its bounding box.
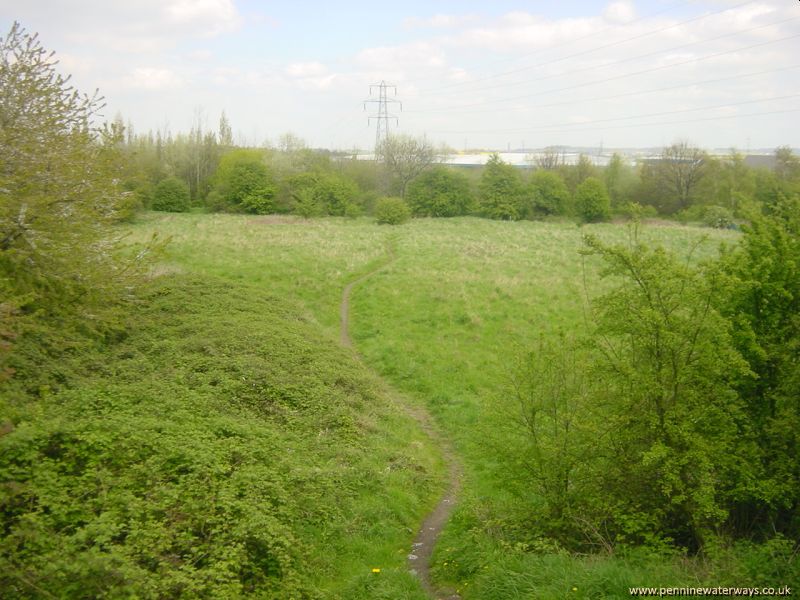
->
[113,113,800,230]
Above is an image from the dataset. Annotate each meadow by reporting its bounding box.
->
[120,213,793,599]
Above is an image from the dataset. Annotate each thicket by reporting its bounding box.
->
[504,187,800,557]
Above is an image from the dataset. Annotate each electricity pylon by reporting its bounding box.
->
[364,81,401,157]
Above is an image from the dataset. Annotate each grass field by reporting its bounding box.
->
[121,213,787,598]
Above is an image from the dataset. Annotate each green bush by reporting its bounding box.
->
[212,149,276,214]
[374,197,410,225]
[574,177,611,223]
[528,170,570,217]
[152,177,190,212]
[406,166,473,217]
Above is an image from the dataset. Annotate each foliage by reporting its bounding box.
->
[478,154,526,220]
[0,22,152,396]
[406,166,473,217]
[211,149,276,214]
[605,153,640,209]
[528,169,571,217]
[374,196,411,225]
[581,235,753,549]
[719,192,800,539]
[574,177,611,222]
[639,141,707,214]
[288,171,358,217]
[152,176,190,212]
[376,134,437,198]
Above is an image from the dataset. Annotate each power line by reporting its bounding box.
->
[405,64,800,116]
[409,32,800,114]
[401,0,697,89]
[425,94,800,135]
[423,14,799,100]
[416,0,758,95]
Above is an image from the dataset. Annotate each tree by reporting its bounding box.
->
[0,22,151,393]
[562,153,598,194]
[218,110,233,147]
[534,146,564,170]
[574,177,610,222]
[478,154,526,220]
[152,177,191,212]
[376,134,437,198]
[528,170,570,217]
[210,149,276,214]
[651,141,707,213]
[719,193,800,537]
[287,171,358,217]
[406,166,473,217]
[604,153,639,209]
[774,145,800,183]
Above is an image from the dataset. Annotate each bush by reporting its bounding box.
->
[528,170,571,217]
[374,197,410,225]
[575,177,611,223]
[406,166,473,217]
[211,149,276,214]
[152,177,191,212]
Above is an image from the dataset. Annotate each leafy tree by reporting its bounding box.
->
[152,176,190,212]
[374,196,410,225]
[534,146,564,170]
[377,134,437,198]
[719,193,800,537]
[604,153,639,209]
[581,235,753,550]
[774,145,800,183]
[640,141,707,214]
[406,166,473,217]
[528,170,570,217]
[287,171,358,217]
[574,177,611,222]
[562,153,598,193]
[478,154,526,220]
[211,149,276,214]
[0,23,152,396]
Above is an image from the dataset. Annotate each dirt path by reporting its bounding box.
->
[340,245,462,600]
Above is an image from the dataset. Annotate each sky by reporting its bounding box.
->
[1,0,798,151]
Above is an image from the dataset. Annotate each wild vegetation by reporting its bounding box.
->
[2,21,799,599]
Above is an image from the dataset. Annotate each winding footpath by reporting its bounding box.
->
[340,245,462,600]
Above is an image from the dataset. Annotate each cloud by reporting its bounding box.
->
[126,67,184,90]
[162,0,241,37]
[285,62,328,78]
[603,1,636,24]
[403,14,478,29]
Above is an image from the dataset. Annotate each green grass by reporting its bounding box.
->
[1,274,443,598]
[119,213,781,597]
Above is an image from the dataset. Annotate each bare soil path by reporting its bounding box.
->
[340,244,462,600]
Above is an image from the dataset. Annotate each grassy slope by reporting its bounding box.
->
[1,273,443,599]
[121,214,794,598]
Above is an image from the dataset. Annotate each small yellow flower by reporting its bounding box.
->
[372,568,381,574]
[572,587,578,592]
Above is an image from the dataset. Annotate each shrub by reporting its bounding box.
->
[575,177,611,223]
[407,166,473,217]
[212,149,276,213]
[479,154,526,220]
[152,177,191,212]
[528,170,571,217]
[374,197,410,225]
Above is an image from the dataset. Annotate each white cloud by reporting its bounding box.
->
[603,1,636,24]
[403,14,478,29]
[126,67,183,90]
[162,0,241,36]
[285,62,328,78]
